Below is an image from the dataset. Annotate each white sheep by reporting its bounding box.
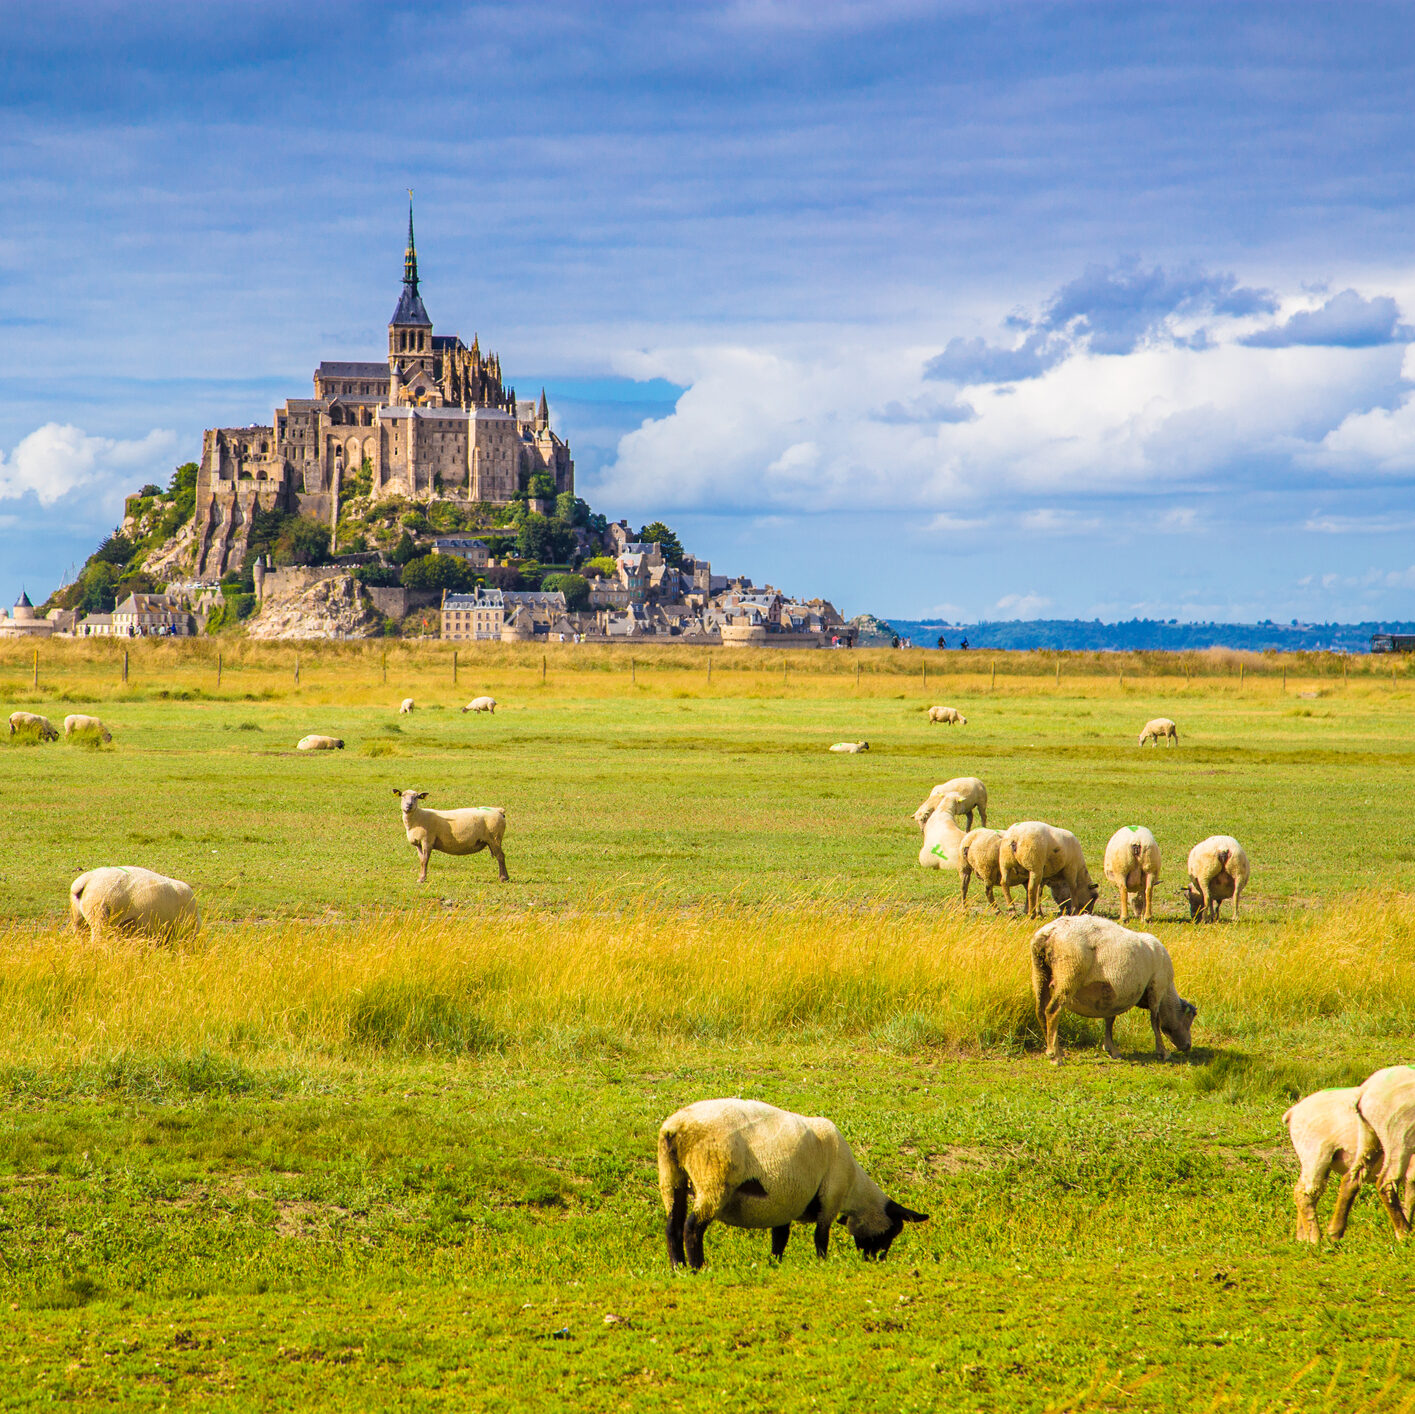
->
[296,734,345,751]
[919,794,966,870]
[1184,835,1249,921]
[657,1097,928,1270]
[63,714,112,743]
[913,777,987,831]
[1002,821,1100,918]
[1138,717,1178,747]
[69,866,199,944]
[1283,1087,1377,1244]
[394,788,509,882]
[1030,915,1196,1063]
[8,711,58,741]
[1351,1067,1415,1238]
[461,696,497,714]
[958,827,1028,912]
[1103,825,1161,923]
[927,706,966,725]
[829,741,869,753]
[399,698,415,714]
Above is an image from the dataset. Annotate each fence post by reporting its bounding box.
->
[783,657,788,686]
[1055,659,1061,687]
[34,647,39,689]
[1240,662,1244,687]
[707,653,712,684]
[295,654,300,686]
[856,660,861,687]
[217,652,222,688]
[542,654,547,683]
[382,652,387,685]
[991,660,996,690]
[453,650,458,686]
[122,649,128,685]
[1282,667,1287,692]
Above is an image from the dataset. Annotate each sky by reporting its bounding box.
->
[4,0,1415,623]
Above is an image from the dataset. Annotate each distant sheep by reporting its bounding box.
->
[1184,835,1249,921]
[829,741,869,753]
[8,711,58,741]
[1138,717,1178,747]
[461,696,497,714]
[1103,825,1161,923]
[1283,1087,1376,1244]
[1002,821,1100,918]
[919,794,965,870]
[913,777,987,831]
[959,827,1028,912]
[927,706,966,725]
[394,788,509,883]
[296,734,344,751]
[657,1097,928,1270]
[64,714,112,743]
[1352,1067,1415,1238]
[399,698,415,714]
[69,866,199,944]
[1030,915,1196,1063]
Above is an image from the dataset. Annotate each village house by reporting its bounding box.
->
[110,593,194,637]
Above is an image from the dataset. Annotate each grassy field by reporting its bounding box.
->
[3,641,1415,1410]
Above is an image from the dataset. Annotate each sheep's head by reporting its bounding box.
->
[912,799,936,830]
[1182,884,1207,921]
[394,788,430,812]
[1163,997,1197,1052]
[844,1199,928,1260]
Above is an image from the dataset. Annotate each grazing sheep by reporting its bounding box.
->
[657,1098,928,1270]
[63,714,112,743]
[461,696,497,714]
[69,866,199,944]
[399,698,415,714]
[1002,822,1100,918]
[394,788,509,883]
[919,794,966,870]
[1350,1067,1415,1238]
[1283,1088,1377,1243]
[8,711,58,741]
[1184,835,1249,921]
[1030,915,1196,1063]
[1103,825,1161,923]
[296,734,344,751]
[958,827,1029,912]
[913,777,987,831]
[927,706,967,725]
[1138,717,1178,747]
[829,741,869,753]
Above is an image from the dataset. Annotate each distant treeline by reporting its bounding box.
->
[890,618,1415,654]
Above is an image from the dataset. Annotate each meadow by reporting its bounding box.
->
[2,639,1415,1411]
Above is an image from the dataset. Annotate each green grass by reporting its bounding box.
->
[3,643,1415,1409]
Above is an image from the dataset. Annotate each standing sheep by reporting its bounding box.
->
[399,698,416,714]
[1138,717,1178,747]
[657,1098,928,1270]
[461,696,497,714]
[63,714,112,743]
[1001,822,1099,918]
[927,706,967,725]
[1184,835,1249,921]
[69,866,199,944]
[8,711,58,741]
[394,788,509,882]
[829,741,869,753]
[913,777,987,831]
[1349,1067,1415,1238]
[1283,1088,1377,1244]
[1103,825,1161,923]
[1030,915,1196,1063]
[958,827,1028,912]
[296,734,344,751]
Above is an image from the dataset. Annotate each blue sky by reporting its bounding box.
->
[5,0,1415,622]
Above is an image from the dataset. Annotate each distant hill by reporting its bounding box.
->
[889,618,1415,654]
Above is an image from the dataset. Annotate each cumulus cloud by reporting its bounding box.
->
[995,592,1052,617]
[1303,390,1415,475]
[1241,290,1412,349]
[0,423,177,508]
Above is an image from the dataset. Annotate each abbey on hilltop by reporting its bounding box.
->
[193,203,574,577]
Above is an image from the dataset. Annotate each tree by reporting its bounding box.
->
[582,555,617,579]
[516,512,558,562]
[391,530,417,566]
[273,516,330,567]
[93,532,135,566]
[400,554,476,592]
[555,491,586,525]
[540,572,589,611]
[638,521,683,566]
[529,471,557,500]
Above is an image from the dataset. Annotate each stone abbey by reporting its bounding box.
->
[193,204,574,576]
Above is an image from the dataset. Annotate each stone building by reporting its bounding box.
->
[194,202,574,578]
[0,590,54,638]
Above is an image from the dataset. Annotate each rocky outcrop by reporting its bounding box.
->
[142,519,199,580]
[245,573,384,640]
[847,612,896,645]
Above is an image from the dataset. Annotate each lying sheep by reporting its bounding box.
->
[69,866,199,944]
[1138,717,1178,747]
[64,714,112,743]
[1352,1067,1415,1238]
[1103,825,1161,923]
[461,696,497,714]
[399,698,415,714]
[394,788,509,883]
[927,706,966,725]
[1002,821,1100,918]
[657,1098,928,1270]
[919,794,965,870]
[1030,915,1196,1063]
[1283,1088,1378,1243]
[296,734,344,751]
[8,711,58,741]
[959,827,1029,912]
[913,777,987,831]
[829,741,868,753]
[1184,835,1249,921]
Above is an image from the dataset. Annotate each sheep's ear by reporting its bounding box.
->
[417,791,429,800]
[1182,1000,1197,1018]
[885,1200,928,1224]
[392,788,403,795]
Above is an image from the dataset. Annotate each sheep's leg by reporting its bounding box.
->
[1376,1179,1410,1237]
[417,845,431,884]
[1232,882,1243,921]
[1102,1017,1121,1060]
[964,808,975,831]
[1142,876,1154,923]
[1329,1167,1364,1239]
[1148,1007,1167,1062]
[1116,884,1129,923]
[1027,873,1043,918]
[813,1221,830,1259]
[979,804,987,828]
[1200,881,1214,923]
[999,882,1015,913]
[1044,999,1065,1062]
[684,1212,710,1269]
[666,1184,688,1269]
[489,842,510,882]
[1293,1181,1321,1244]
[770,1225,790,1260]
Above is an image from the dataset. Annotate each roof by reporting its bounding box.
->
[442,588,505,610]
[317,362,390,379]
[390,286,432,327]
[434,538,487,549]
[14,589,31,608]
[504,590,568,608]
[431,335,465,351]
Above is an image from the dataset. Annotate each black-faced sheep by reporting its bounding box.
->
[1103,825,1161,923]
[394,788,509,883]
[1183,835,1249,921]
[69,866,199,944]
[657,1098,927,1270]
[1138,717,1178,747]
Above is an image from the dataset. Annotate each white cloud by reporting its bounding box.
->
[0,423,178,508]
[995,592,1052,617]
[1304,391,1415,475]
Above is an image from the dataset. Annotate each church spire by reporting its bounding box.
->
[536,387,549,429]
[404,194,419,292]
[389,191,432,330]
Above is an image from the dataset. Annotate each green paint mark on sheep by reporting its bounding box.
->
[930,844,950,859]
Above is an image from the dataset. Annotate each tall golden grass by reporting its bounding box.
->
[2,894,1413,1066]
